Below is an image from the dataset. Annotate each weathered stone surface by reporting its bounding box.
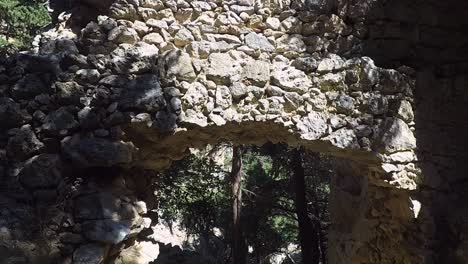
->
[242,60,270,85]
[74,193,115,220]
[271,62,312,93]
[230,83,249,101]
[317,73,346,91]
[182,82,208,109]
[110,42,158,74]
[335,94,355,114]
[82,219,131,244]
[377,118,416,153]
[108,25,139,44]
[114,241,160,264]
[207,53,240,84]
[6,125,44,161]
[140,0,164,10]
[73,244,107,264]
[159,50,196,82]
[276,34,306,53]
[0,98,30,130]
[367,94,388,115]
[245,32,275,52]
[18,154,62,189]
[379,69,408,94]
[109,1,138,20]
[142,32,164,45]
[77,107,100,129]
[215,86,233,109]
[324,128,360,149]
[317,54,344,73]
[292,57,318,73]
[396,100,414,122]
[174,27,194,47]
[180,109,208,127]
[12,74,48,100]
[55,81,84,105]
[0,1,450,264]
[42,107,79,136]
[64,138,136,168]
[188,41,238,58]
[119,74,164,112]
[296,111,328,140]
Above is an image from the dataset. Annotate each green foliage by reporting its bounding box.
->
[0,0,51,50]
[158,154,230,236]
[242,149,298,255]
[158,144,333,262]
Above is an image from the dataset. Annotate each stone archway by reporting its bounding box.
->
[0,1,432,264]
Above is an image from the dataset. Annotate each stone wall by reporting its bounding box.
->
[355,0,468,262]
[0,0,466,263]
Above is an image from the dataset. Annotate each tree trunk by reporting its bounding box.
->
[312,188,328,264]
[231,145,246,264]
[291,149,320,264]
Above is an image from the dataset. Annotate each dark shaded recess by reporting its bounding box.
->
[50,0,115,26]
[358,0,468,67]
[356,0,468,263]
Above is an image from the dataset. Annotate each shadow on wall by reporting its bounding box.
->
[49,0,115,26]
[352,0,468,263]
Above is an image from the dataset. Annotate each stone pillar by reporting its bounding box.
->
[329,159,423,264]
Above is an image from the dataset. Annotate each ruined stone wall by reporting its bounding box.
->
[0,0,466,263]
[352,0,468,262]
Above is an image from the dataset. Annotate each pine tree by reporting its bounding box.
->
[0,0,51,51]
